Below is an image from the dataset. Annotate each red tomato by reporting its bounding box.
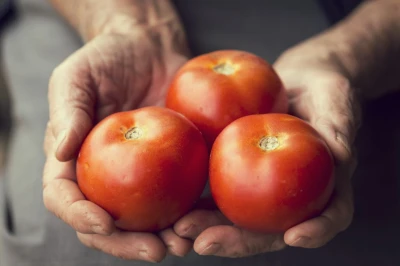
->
[166,50,288,148]
[76,106,209,232]
[209,113,335,233]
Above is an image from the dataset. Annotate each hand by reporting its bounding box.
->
[173,39,361,257]
[42,31,192,262]
[273,41,361,248]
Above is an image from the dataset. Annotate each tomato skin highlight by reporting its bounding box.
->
[76,106,209,232]
[209,113,335,233]
[166,50,288,148]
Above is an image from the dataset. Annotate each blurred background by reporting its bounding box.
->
[0,0,14,262]
[0,0,13,165]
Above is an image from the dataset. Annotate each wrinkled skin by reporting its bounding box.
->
[43,31,361,262]
[173,40,361,258]
[43,33,194,262]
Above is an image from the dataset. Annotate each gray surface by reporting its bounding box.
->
[0,0,399,265]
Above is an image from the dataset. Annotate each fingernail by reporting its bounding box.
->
[180,224,197,237]
[166,244,179,257]
[90,224,109,236]
[198,243,221,255]
[139,250,158,263]
[166,244,186,258]
[290,236,311,247]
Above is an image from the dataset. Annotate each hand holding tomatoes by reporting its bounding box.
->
[174,45,360,257]
[42,33,194,262]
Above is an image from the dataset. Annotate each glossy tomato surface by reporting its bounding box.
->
[209,113,335,233]
[76,106,209,232]
[166,50,288,148]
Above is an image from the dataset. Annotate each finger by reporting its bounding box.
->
[158,228,193,257]
[43,142,115,235]
[43,178,115,235]
[174,209,231,240]
[303,75,359,163]
[279,72,359,163]
[194,226,286,258]
[77,230,166,262]
[49,61,95,162]
[284,185,354,248]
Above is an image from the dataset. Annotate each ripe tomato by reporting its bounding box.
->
[209,113,335,233]
[76,106,209,232]
[166,50,288,148]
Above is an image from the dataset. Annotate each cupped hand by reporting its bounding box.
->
[42,32,191,262]
[173,40,361,258]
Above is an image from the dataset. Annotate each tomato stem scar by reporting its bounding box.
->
[213,62,235,75]
[125,127,142,140]
[258,136,279,151]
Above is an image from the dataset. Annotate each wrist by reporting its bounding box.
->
[93,12,190,58]
[317,0,400,99]
[51,0,190,56]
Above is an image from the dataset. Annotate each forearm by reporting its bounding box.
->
[48,0,189,54]
[322,0,400,99]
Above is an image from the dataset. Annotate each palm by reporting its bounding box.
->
[63,34,187,123]
[273,61,359,247]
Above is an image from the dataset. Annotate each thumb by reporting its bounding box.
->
[310,76,361,164]
[48,66,95,162]
[287,73,361,164]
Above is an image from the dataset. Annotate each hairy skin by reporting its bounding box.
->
[279,0,400,100]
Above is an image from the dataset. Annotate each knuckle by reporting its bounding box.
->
[240,239,265,257]
[43,183,67,221]
[245,242,263,256]
[69,202,86,230]
[315,117,354,164]
[58,182,74,207]
[43,179,79,226]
